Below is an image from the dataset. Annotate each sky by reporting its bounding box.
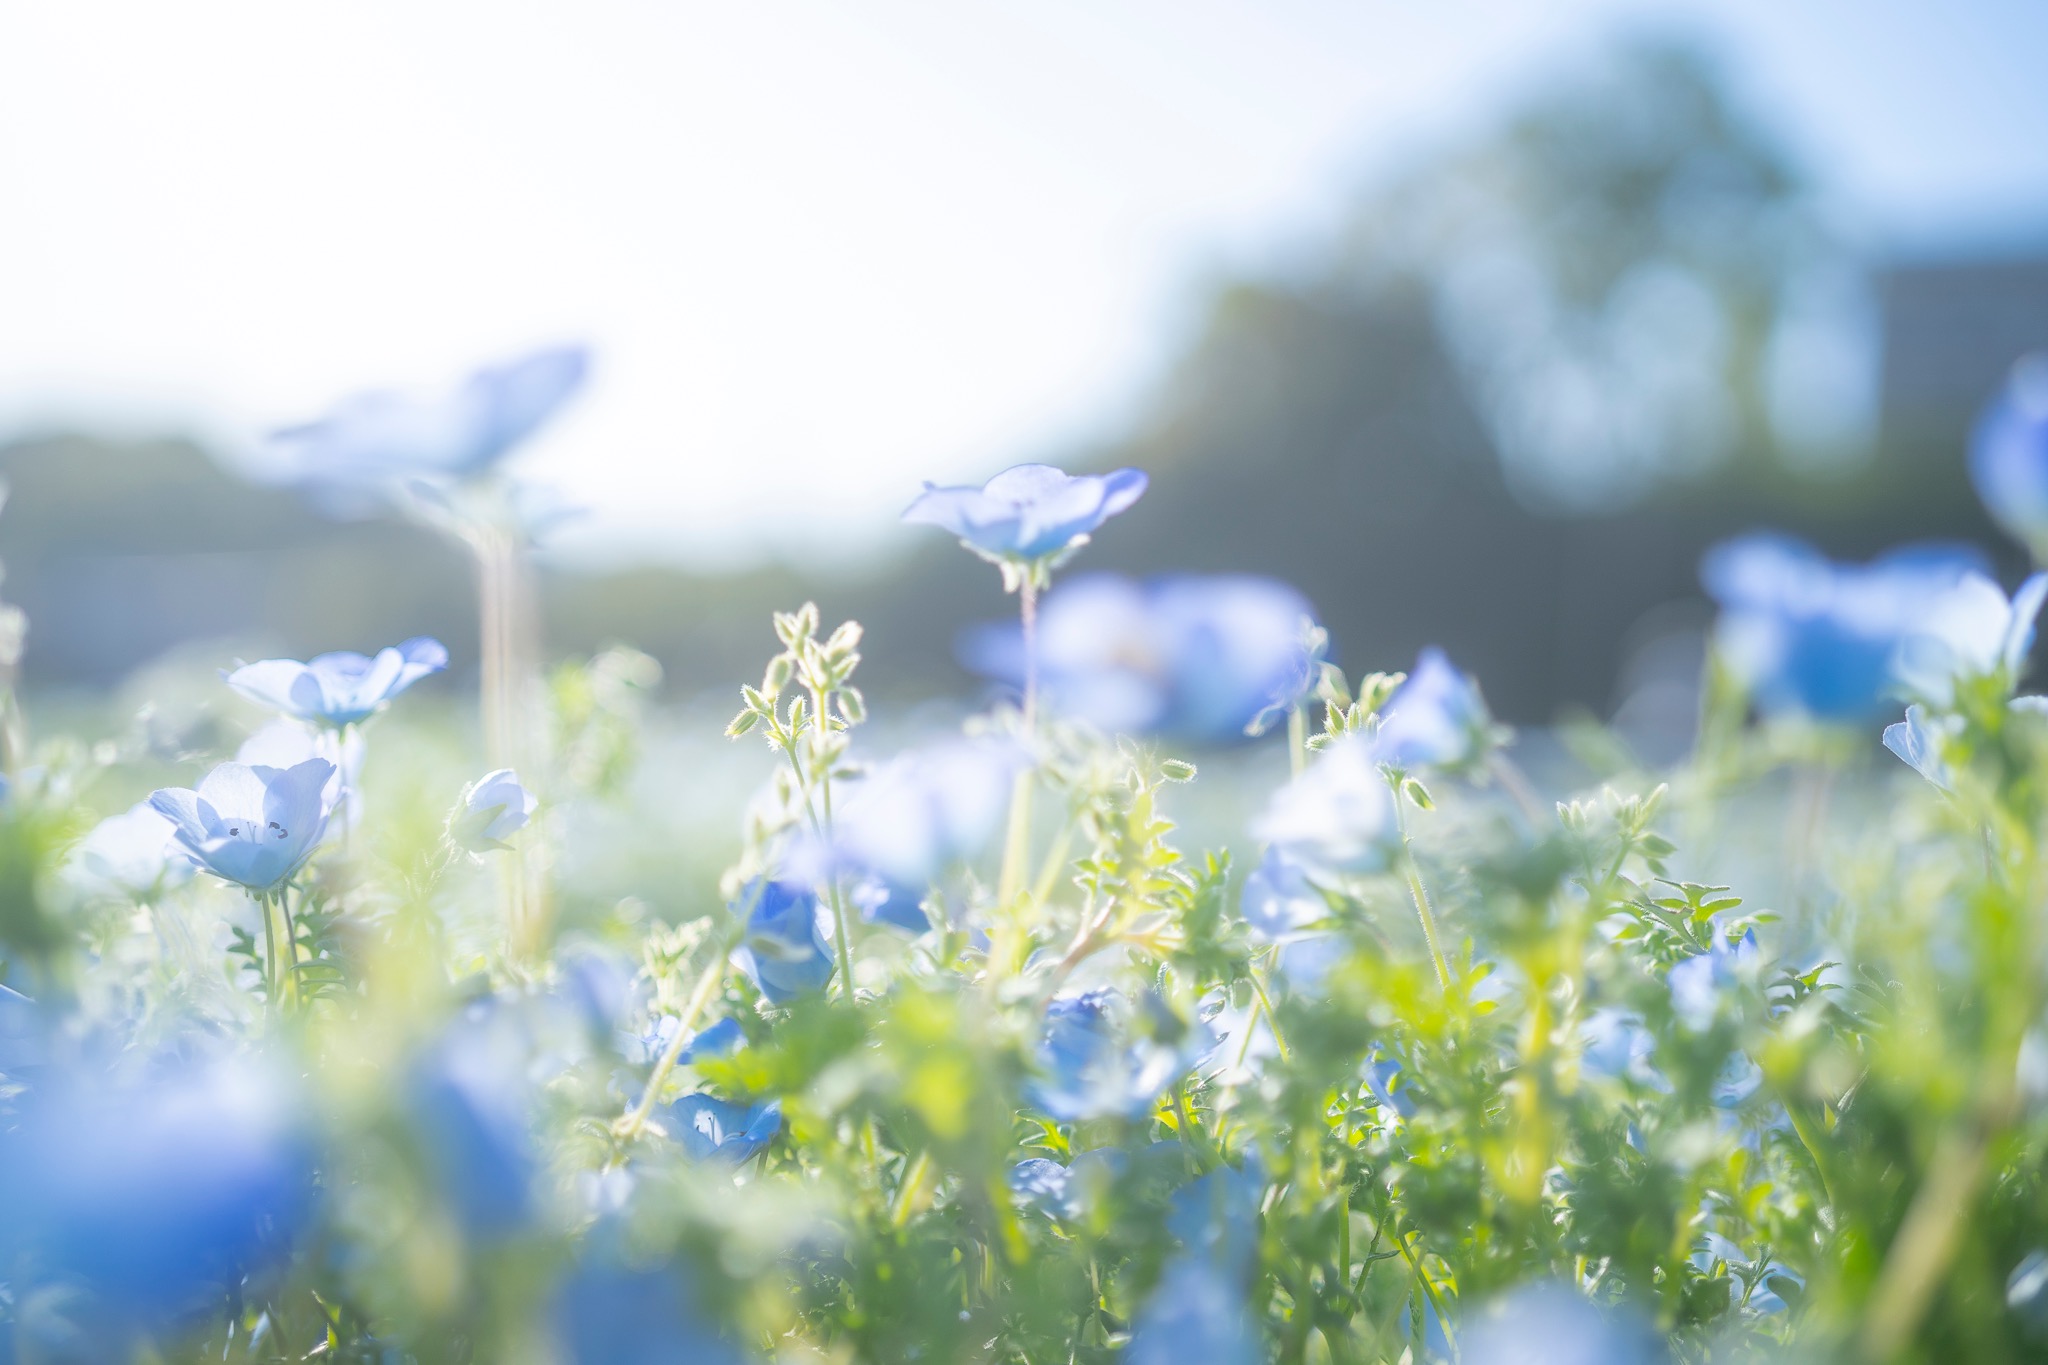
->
[1,0,2045,570]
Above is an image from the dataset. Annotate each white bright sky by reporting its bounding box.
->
[2,0,2045,570]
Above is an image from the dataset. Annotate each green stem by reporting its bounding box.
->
[1248,963,1292,1062]
[1288,704,1307,779]
[255,891,277,1016]
[616,951,731,1145]
[812,689,857,1003]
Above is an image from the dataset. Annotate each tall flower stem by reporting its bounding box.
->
[1393,795,1451,992]
[818,747,857,1005]
[471,520,544,956]
[1287,705,1307,780]
[254,891,277,1016]
[1018,578,1039,735]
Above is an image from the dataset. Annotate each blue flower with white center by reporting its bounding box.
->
[805,737,1025,933]
[1251,732,1397,876]
[1892,570,2048,706]
[148,759,336,894]
[1668,929,1760,1031]
[667,1094,782,1164]
[1971,354,2048,556]
[407,1005,537,1238]
[273,345,591,485]
[903,463,1146,571]
[450,768,538,853]
[1701,533,1983,720]
[0,1052,313,1341]
[731,879,835,1004]
[550,1252,747,1365]
[1030,989,1210,1122]
[961,573,1322,742]
[70,801,196,902]
[1375,647,1493,770]
[227,636,448,728]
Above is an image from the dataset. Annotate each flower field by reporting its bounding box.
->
[6,351,2048,1364]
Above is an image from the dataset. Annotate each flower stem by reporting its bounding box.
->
[255,891,277,1016]
[1019,578,1039,736]
[1287,704,1307,780]
[1392,796,1451,992]
[616,951,730,1146]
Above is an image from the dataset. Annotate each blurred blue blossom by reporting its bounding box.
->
[0,1052,312,1338]
[1030,989,1210,1122]
[274,345,590,485]
[963,573,1321,742]
[228,636,448,728]
[1701,533,1984,720]
[1579,1008,1662,1089]
[1252,733,1397,875]
[408,1007,537,1238]
[808,738,1026,932]
[1008,1147,1128,1223]
[2008,1249,2048,1339]
[451,768,538,853]
[555,945,635,1042]
[903,463,1146,567]
[1668,930,1759,1032]
[149,758,336,893]
[668,1094,782,1164]
[1376,647,1493,769]
[69,801,195,902]
[682,1016,748,1062]
[1971,354,2048,554]
[0,982,42,1073]
[1124,1253,1258,1365]
[1883,704,1960,790]
[732,880,835,1004]
[551,1254,747,1365]
[1240,848,1327,940]
[1891,570,2048,706]
[1461,1282,1663,1365]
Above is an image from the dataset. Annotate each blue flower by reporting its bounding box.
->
[903,463,1146,567]
[667,1094,783,1164]
[451,768,538,852]
[227,636,448,727]
[1701,533,1984,720]
[1971,354,2048,554]
[1891,570,2048,706]
[0,1053,313,1339]
[2009,1249,2048,1339]
[1124,1253,1258,1365]
[149,758,336,893]
[1030,989,1210,1122]
[1251,733,1397,875]
[681,1017,748,1062]
[808,738,1026,932]
[961,573,1322,742]
[273,345,591,484]
[1668,929,1759,1031]
[1883,704,1960,790]
[0,982,43,1074]
[551,1254,747,1365]
[70,801,195,902]
[407,1007,537,1238]
[731,879,835,1004]
[1007,1147,1130,1223]
[236,717,364,830]
[1240,848,1329,940]
[1461,1283,1660,1365]
[1375,647,1492,769]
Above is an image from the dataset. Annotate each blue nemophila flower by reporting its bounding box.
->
[70,801,195,902]
[1971,354,2048,555]
[732,879,835,1004]
[1008,1147,1130,1223]
[1668,929,1759,1031]
[1251,732,1397,875]
[228,636,448,728]
[1701,533,1983,720]
[1237,849,1342,992]
[2009,1249,2048,1339]
[273,345,591,484]
[1884,704,1961,790]
[149,759,336,894]
[804,738,1025,932]
[1125,1253,1258,1365]
[668,1094,783,1164]
[408,1006,537,1238]
[450,768,538,853]
[1375,647,1493,769]
[962,573,1322,742]
[237,717,363,830]
[903,463,1146,570]
[1030,989,1210,1122]
[1461,1283,1661,1365]
[1891,570,2048,706]
[1578,1008,1663,1091]
[551,1252,747,1365]
[0,1052,312,1340]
